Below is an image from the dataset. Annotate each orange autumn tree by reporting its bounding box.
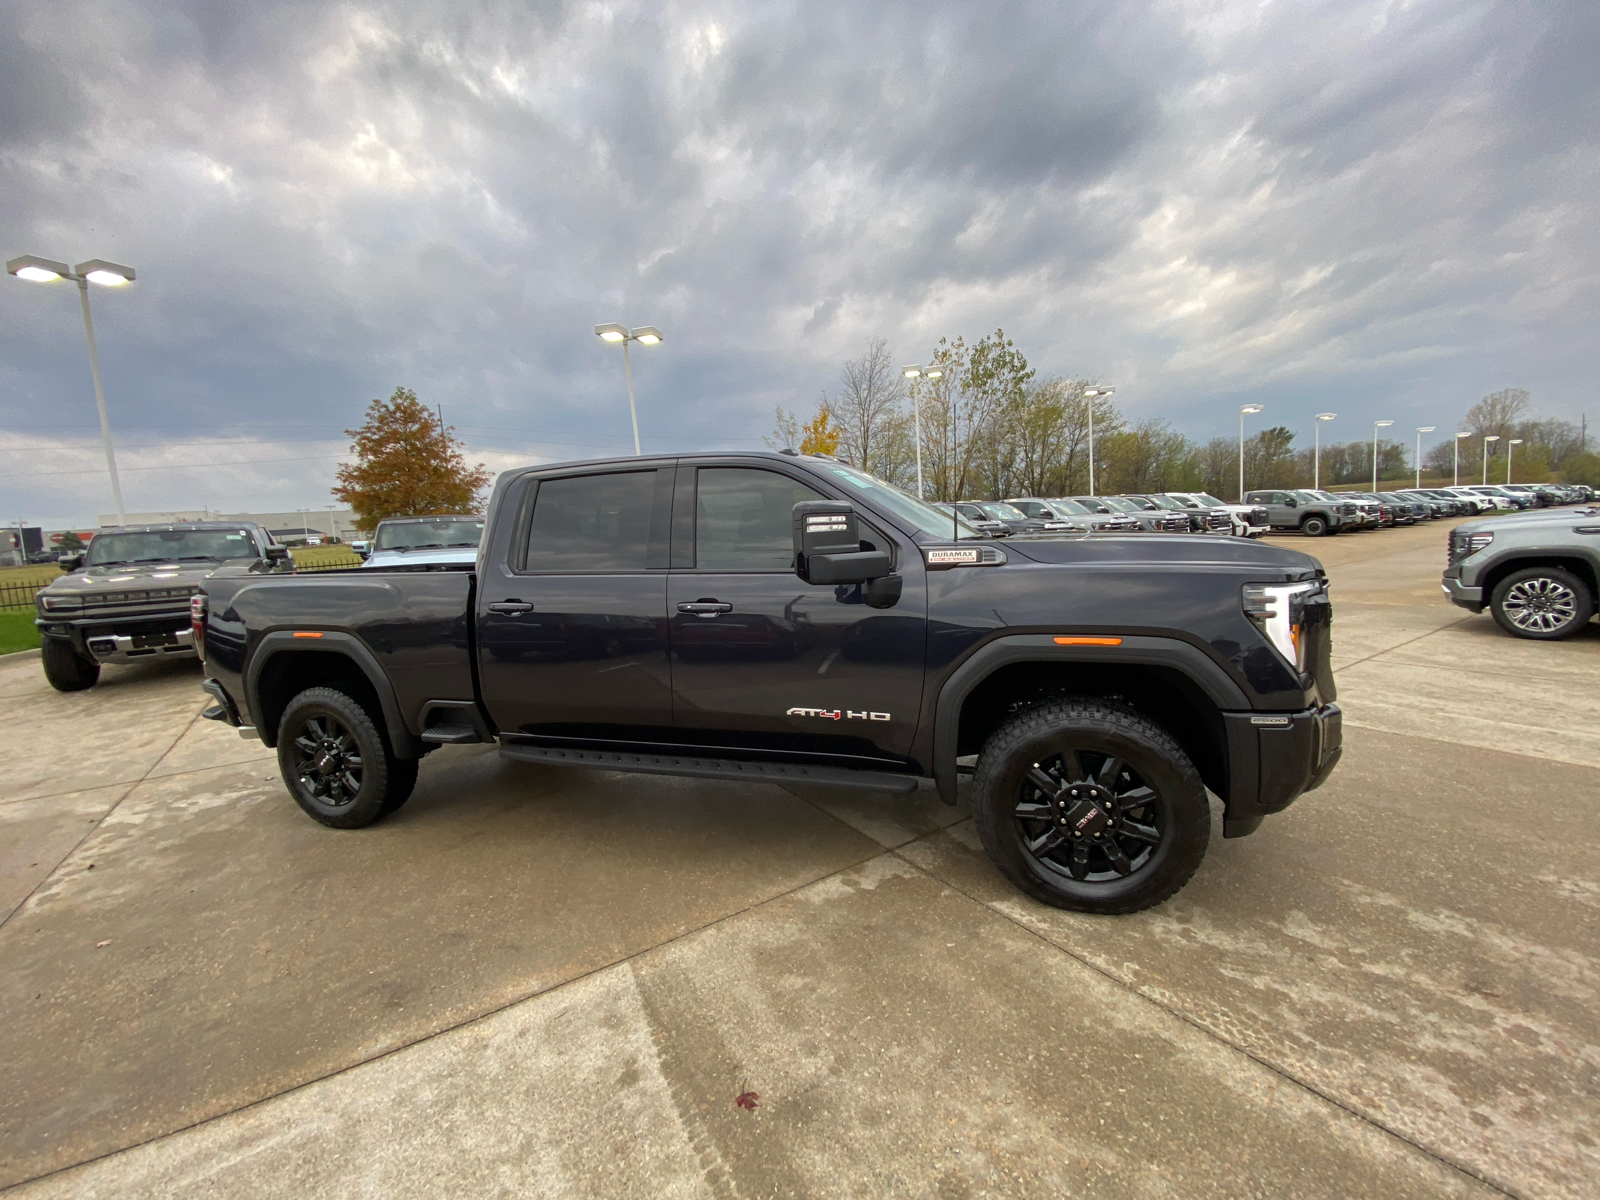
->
[799,407,841,456]
[332,387,493,531]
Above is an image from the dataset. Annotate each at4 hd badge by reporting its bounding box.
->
[787,707,891,722]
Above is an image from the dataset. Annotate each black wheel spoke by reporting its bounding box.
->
[1028,826,1067,855]
[1097,756,1126,787]
[1103,840,1133,874]
[1014,800,1056,822]
[1117,786,1156,811]
[1066,844,1091,880]
[1120,821,1161,845]
[1059,750,1087,782]
[1026,768,1062,798]
[294,734,319,755]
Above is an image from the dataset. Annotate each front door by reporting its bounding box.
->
[477,467,674,741]
[666,463,928,766]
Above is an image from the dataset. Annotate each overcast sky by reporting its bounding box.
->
[2,0,1596,526]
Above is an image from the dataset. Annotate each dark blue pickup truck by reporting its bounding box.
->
[194,451,1341,914]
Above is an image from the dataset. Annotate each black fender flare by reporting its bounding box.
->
[245,631,417,756]
[931,633,1249,805]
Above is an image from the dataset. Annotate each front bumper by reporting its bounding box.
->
[36,613,196,663]
[1441,569,1485,612]
[1222,703,1342,838]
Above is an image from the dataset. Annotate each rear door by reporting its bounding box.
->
[665,462,928,765]
[477,466,675,741]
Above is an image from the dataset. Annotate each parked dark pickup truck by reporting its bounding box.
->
[196,452,1342,914]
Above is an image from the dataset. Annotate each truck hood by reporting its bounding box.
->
[42,560,223,599]
[1457,507,1600,537]
[1004,533,1322,577]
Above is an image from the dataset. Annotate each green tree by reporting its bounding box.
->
[332,387,492,530]
[57,530,85,552]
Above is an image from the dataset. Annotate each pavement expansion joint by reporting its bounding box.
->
[880,841,1527,1200]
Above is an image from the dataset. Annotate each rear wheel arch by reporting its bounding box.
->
[248,636,415,756]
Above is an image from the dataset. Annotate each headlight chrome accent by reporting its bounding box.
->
[1242,582,1319,671]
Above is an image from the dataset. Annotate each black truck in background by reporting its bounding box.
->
[195,452,1342,914]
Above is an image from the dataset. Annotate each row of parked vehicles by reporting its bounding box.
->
[1243,483,1593,537]
[938,493,1271,538]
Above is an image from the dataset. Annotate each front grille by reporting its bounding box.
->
[1249,508,1269,525]
[80,585,200,611]
[1339,505,1357,516]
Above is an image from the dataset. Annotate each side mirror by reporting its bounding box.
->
[793,500,891,585]
[355,547,370,560]
[1284,497,1297,508]
[264,545,291,567]
[59,552,84,572]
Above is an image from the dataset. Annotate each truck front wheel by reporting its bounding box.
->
[972,699,1210,915]
[277,686,418,828]
[41,637,100,692]
[1490,567,1594,640]
[1300,515,1329,537]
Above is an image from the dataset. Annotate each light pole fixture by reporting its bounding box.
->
[593,323,663,455]
[1084,386,1115,496]
[8,254,136,524]
[1313,413,1336,490]
[1414,426,1435,489]
[1454,431,1472,486]
[1482,434,1499,484]
[902,364,944,498]
[1371,419,1394,492]
[1238,404,1263,501]
[1507,438,1523,485]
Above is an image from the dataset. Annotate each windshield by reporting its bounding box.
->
[87,528,259,567]
[979,502,1028,521]
[1047,498,1092,515]
[1093,496,1139,513]
[1185,494,1224,508]
[375,517,486,551]
[815,463,984,540]
[1292,491,1328,502]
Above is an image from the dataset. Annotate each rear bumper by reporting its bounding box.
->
[1222,703,1342,838]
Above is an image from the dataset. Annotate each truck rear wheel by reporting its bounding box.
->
[1490,567,1594,640]
[41,637,100,692]
[277,686,418,828]
[972,699,1210,915]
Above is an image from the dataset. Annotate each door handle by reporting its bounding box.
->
[677,601,733,617]
[488,601,534,615]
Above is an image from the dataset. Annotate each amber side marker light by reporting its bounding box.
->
[1054,636,1123,646]
[292,631,324,638]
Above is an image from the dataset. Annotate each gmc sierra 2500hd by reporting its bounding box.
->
[194,452,1342,914]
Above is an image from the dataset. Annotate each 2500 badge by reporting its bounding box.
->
[786,707,891,721]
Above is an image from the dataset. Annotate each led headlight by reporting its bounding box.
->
[1242,582,1319,671]
[39,594,83,612]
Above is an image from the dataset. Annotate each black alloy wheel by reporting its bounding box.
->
[277,686,418,827]
[1490,567,1594,640]
[972,699,1210,914]
[1301,515,1329,537]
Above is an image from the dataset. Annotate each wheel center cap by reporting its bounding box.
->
[316,749,340,774]
[1060,784,1112,837]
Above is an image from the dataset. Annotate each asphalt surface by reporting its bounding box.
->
[2,518,1595,1198]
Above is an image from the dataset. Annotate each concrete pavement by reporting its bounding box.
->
[2,519,1595,1198]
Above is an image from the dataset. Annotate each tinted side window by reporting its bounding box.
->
[525,470,659,572]
[695,468,822,571]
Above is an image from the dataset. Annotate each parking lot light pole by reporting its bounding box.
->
[1482,435,1499,484]
[1454,431,1472,486]
[1313,413,1336,489]
[1414,426,1435,489]
[1507,438,1523,485]
[1084,386,1115,496]
[594,323,663,455]
[1238,404,1262,501]
[8,254,135,525]
[1372,420,1394,492]
[901,364,943,499]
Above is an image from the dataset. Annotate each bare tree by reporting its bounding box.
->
[829,339,908,473]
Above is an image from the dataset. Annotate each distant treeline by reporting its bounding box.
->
[774,339,1594,502]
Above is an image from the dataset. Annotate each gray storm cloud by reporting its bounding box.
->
[1,0,1595,523]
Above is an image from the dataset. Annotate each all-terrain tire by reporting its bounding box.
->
[1490,566,1594,640]
[1300,514,1329,537]
[276,686,418,828]
[41,637,100,692]
[971,698,1210,915]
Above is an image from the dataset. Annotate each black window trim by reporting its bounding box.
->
[510,465,674,576]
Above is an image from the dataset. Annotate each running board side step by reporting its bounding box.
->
[498,743,919,793]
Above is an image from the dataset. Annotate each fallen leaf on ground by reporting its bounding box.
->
[95,941,111,948]
[735,1091,759,1111]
